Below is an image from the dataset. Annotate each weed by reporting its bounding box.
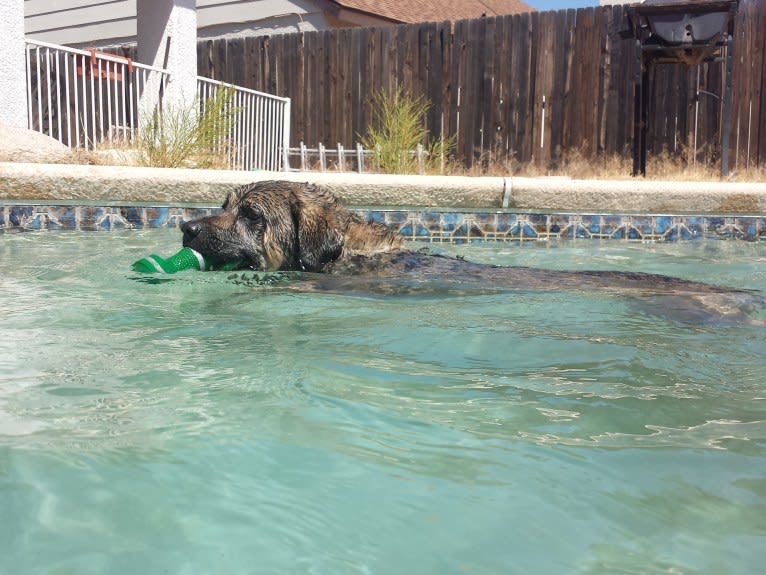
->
[138,85,239,169]
[360,87,454,175]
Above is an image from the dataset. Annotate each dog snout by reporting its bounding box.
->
[182,220,202,239]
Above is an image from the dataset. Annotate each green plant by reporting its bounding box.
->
[360,87,454,174]
[138,85,238,169]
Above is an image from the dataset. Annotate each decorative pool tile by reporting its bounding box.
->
[1,204,765,241]
[653,216,671,236]
[508,218,537,241]
[604,215,619,232]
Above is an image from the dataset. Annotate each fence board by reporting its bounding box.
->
[321,30,332,144]
[508,13,529,164]
[451,19,468,163]
[354,29,364,142]
[199,2,766,171]
[537,10,561,167]
[550,9,571,167]
[305,30,317,145]
[423,22,442,144]
[595,7,609,156]
[754,4,766,164]
[604,6,626,156]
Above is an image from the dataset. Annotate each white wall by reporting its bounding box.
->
[137,0,198,112]
[0,0,27,127]
[24,0,328,48]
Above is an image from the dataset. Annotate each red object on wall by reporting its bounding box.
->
[76,49,133,81]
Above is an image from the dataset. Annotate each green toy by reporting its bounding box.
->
[131,247,240,274]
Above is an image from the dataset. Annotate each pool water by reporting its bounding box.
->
[1,229,765,574]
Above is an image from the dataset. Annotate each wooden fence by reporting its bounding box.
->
[196,0,766,172]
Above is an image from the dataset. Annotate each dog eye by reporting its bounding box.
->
[241,204,263,221]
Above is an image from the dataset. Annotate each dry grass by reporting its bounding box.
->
[74,141,143,167]
[74,133,766,182]
[455,146,766,182]
[77,139,235,170]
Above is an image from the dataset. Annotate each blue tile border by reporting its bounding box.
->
[354,210,766,242]
[1,203,765,242]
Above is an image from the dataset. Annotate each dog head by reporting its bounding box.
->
[181,181,398,272]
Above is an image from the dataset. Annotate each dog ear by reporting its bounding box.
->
[292,196,344,272]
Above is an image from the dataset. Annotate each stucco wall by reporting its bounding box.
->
[134,0,198,113]
[0,0,27,128]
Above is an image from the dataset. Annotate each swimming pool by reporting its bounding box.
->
[1,229,765,574]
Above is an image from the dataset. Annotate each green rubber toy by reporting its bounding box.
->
[131,247,240,274]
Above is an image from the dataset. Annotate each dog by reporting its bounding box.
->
[181,180,765,325]
[182,180,401,272]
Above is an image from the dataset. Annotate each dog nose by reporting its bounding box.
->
[182,220,201,238]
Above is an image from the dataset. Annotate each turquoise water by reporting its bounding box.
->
[1,229,765,575]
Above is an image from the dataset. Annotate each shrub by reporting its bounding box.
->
[360,87,454,174]
[138,85,238,169]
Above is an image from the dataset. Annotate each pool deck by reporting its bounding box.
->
[2,162,766,241]
[2,161,766,212]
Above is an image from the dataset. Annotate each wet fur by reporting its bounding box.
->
[182,181,765,324]
[182,181,401,272]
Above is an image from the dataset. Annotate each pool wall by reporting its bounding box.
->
[2,203,766,242]
[2,163,766,241]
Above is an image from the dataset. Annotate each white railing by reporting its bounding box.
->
[197,77,291,172]
[24,38,291,171]
[25,38,169,150]
[287,142,432,174]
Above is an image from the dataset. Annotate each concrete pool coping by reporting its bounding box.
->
[2,161,766,214]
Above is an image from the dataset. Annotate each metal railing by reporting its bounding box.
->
[197,77,290,172]
[287,142,433,174]
[25,38,169,150]
[24,39,291,171]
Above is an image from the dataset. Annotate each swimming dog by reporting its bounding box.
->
[181,180,765,325]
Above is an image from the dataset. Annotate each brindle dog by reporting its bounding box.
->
[182,180,765,325]
[183,180,401,272]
